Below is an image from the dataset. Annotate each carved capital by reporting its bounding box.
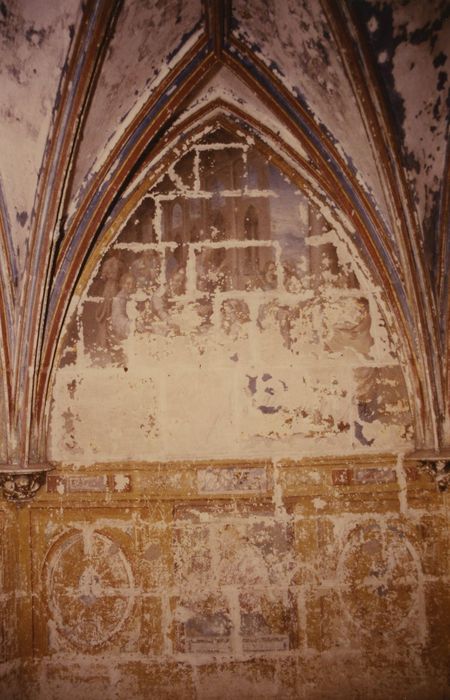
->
[0,465,54,502]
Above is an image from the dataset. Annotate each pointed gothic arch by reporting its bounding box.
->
[44,110,421,464]
[32,21,443,458]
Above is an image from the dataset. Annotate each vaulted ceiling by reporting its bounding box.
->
[0,0,448,465]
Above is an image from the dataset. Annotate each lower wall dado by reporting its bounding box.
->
[0,455,448,699]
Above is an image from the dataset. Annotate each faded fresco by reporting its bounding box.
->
[51,126,413,462]
[25,459,449,699]
[46,530,135,650]
[172,504,296,655]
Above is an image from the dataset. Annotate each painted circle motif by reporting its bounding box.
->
[46,530,134,649]
[337,523,419,633]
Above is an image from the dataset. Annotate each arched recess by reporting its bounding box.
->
[46,111,418,465]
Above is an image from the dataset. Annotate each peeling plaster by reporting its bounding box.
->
[69,0,203,208]
[231,0,393,231]
[0,5,448,698]
[354,0,450,264]
[2,471,445,699]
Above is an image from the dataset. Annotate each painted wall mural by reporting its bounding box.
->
[23,461,448,699]
[337,521,421,635]
[0,2,447,698]
[172,507,296,655]
[46,529,135,651]
[50,125,413,463]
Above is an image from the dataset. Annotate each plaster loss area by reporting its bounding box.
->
[50,126,413,464]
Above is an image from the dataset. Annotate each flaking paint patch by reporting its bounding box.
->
[114,474,130,492]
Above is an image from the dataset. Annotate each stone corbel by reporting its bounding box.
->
[0,464,54,502]
[409,450,450,492]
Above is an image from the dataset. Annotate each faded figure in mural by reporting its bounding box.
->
[134,265,181,337]
[130,250,159,293]
[283,255,311,292]
[111,272,136,340]
[220,299,251,341]
[95,255,121,347]
[135,297,179,337]
[197,247,231,293]
[167,265,186,298]
[324,296,373,357]
[253,259,277,291]
[217,525,270,588]
[257,300,292,350]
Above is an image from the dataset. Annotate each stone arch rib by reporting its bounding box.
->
[0,180,17,451]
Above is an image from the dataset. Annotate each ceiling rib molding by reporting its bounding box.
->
[0,184,17,315]
[206,0,232,57]
[11,0,124,465]
[439,143,450,407]
[0,185,16,434]
[438,143,450,316]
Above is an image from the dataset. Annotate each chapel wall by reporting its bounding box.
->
[3,456,448,699]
